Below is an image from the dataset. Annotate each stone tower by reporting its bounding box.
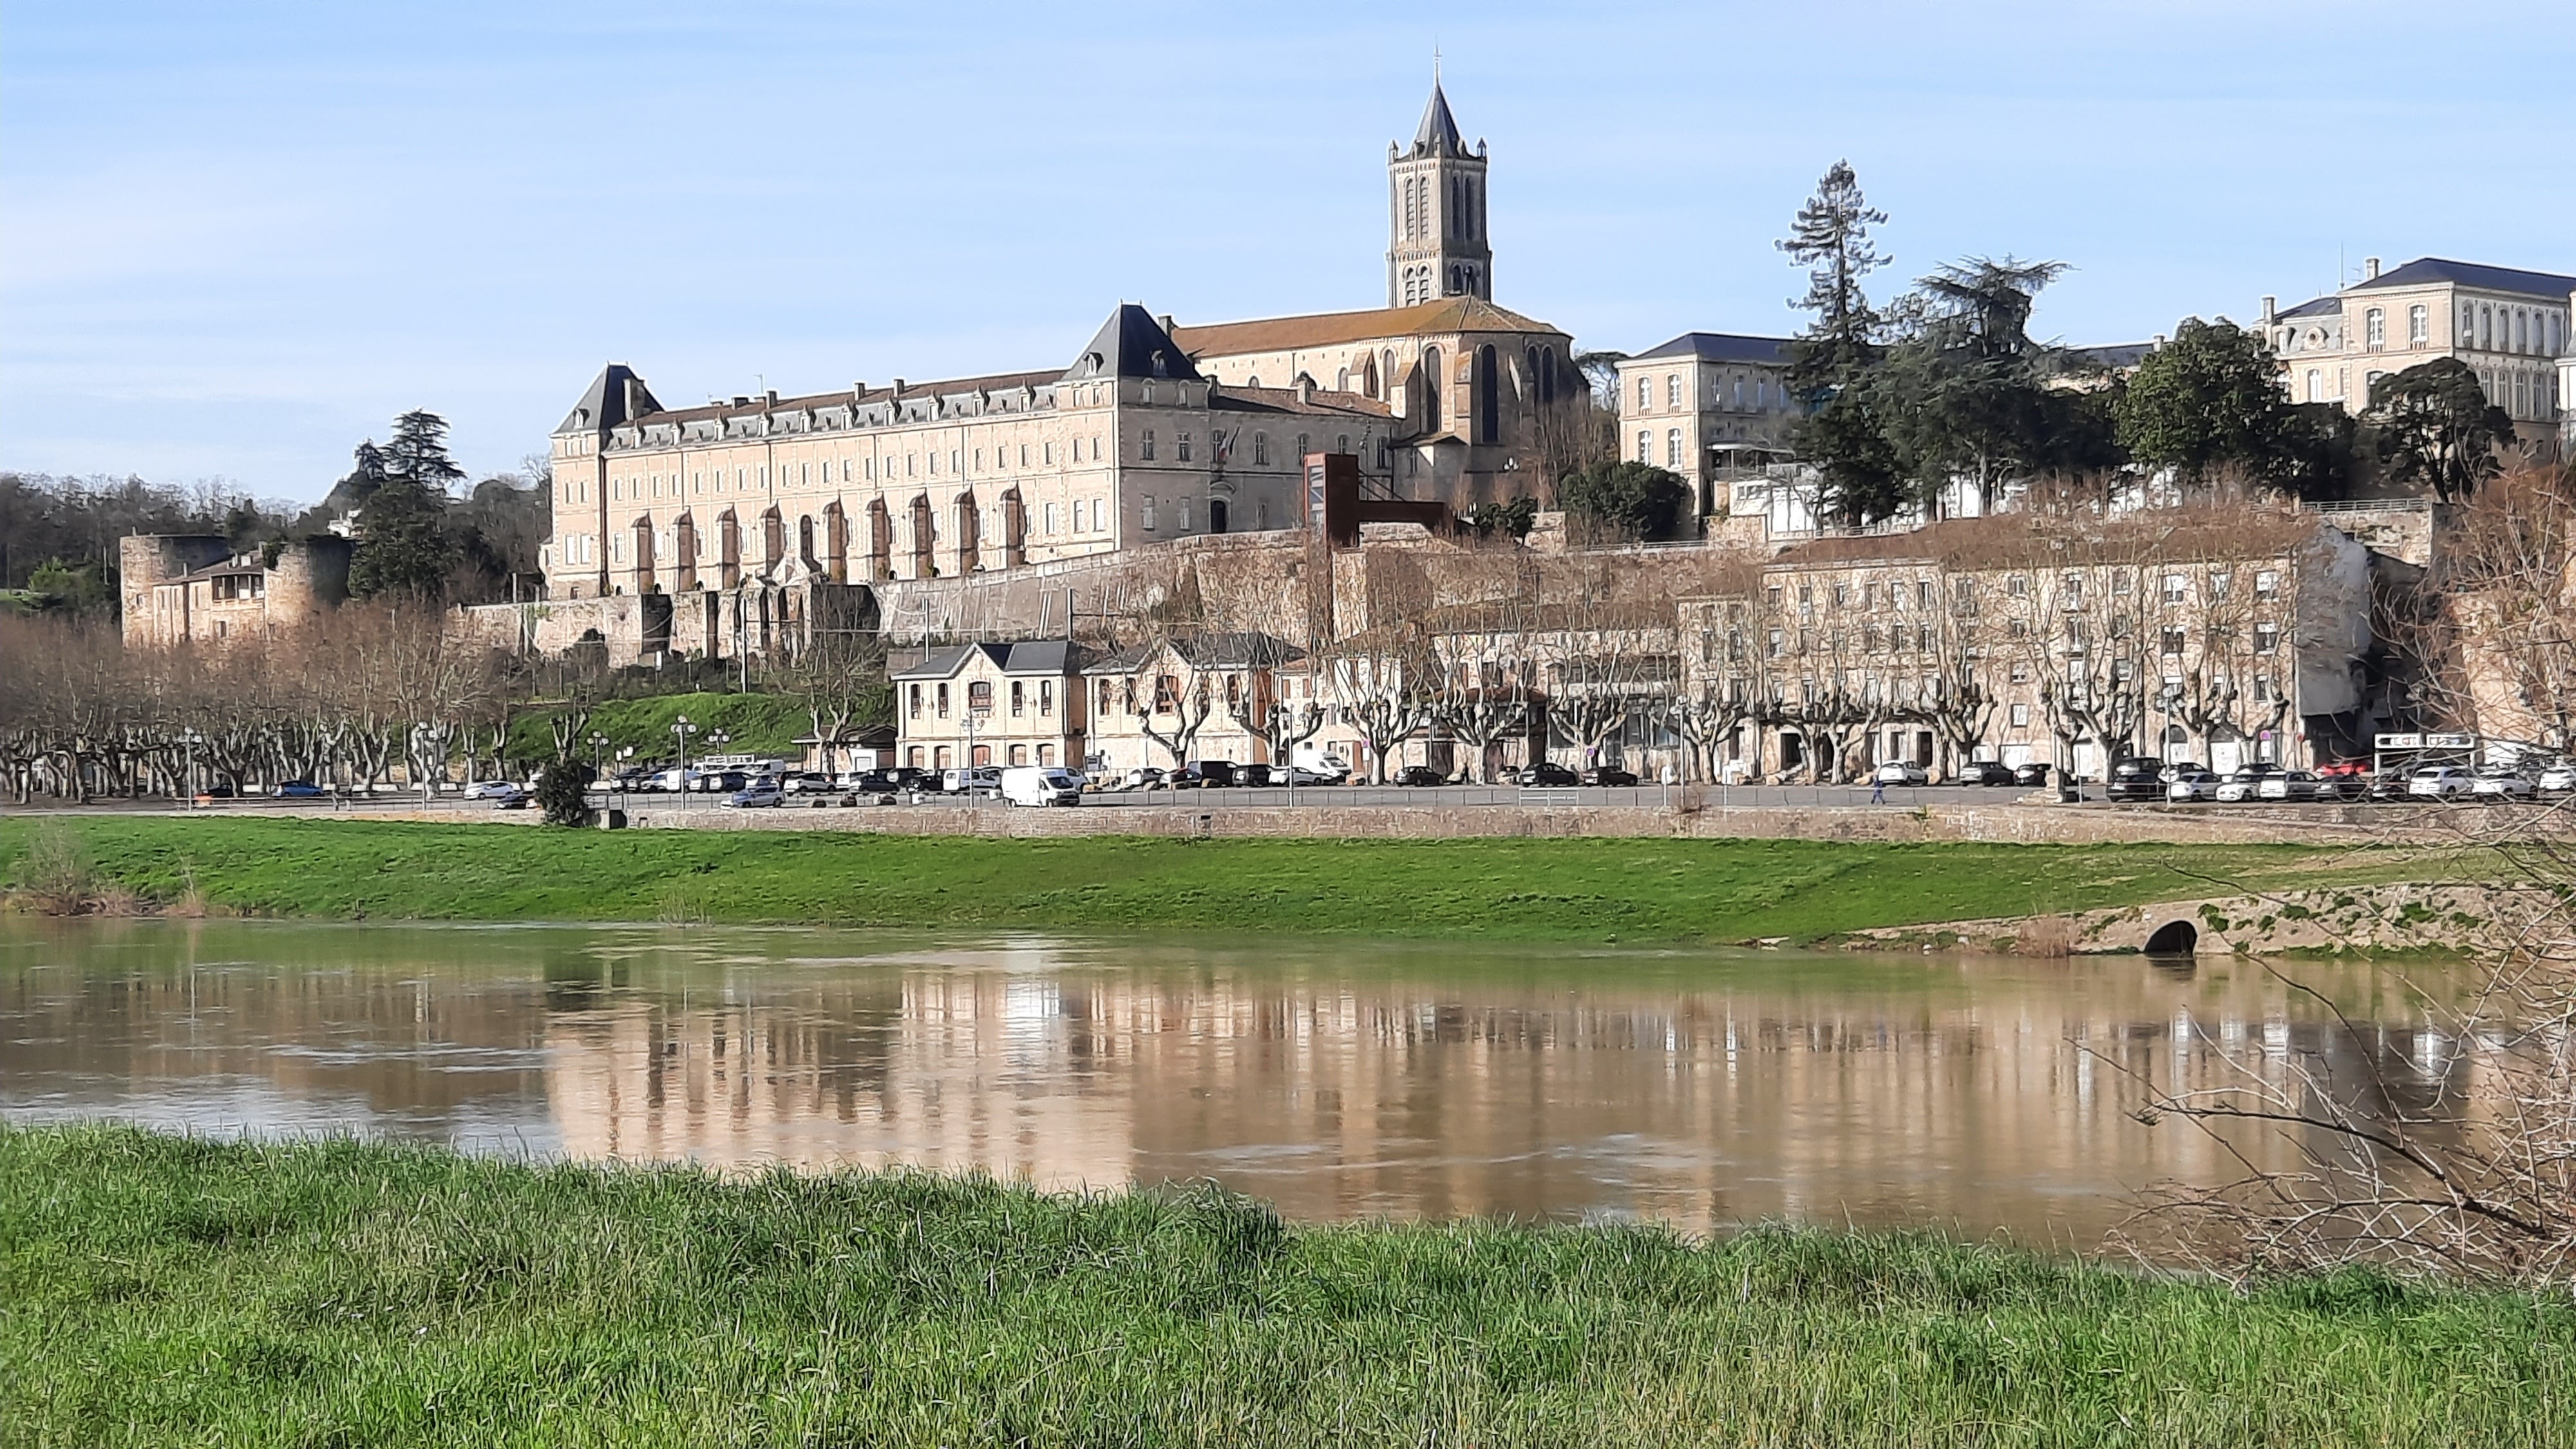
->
[1386,76,1491,309]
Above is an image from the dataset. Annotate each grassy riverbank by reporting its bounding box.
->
[0,815,2474,942]
[3,1126,2563,1447]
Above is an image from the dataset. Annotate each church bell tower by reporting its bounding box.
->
[1387,75,1491,308]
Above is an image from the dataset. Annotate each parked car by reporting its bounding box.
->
[1514,762,1579,788]
[2407,765,2474,799]
[1234,763,1275,788]
[938,766,1003,796]
[1165,766,1213,790]
[2164,770,2224,802]
[2365,771,2414,802]
[1956,761,2018,787]
[463,779,521,800]
[2470,767,2538,800]
[1580,765,1640,788]
[693,769,750,795]
[1191,761,1238,788]
[275,780,326,799]
[2155,760,2208,783]
[776,771,834,794]
[2104,758,2167,802]
[1103,766,1166,792]
[493,792,531,811]
[2255,770,2324,802]
[2539,762,2576,795]
[1275,766,1340,786]
[722,779,784,808]
[1870,761,1929,788]
[1391,765,1448,787]
[2012,762,2053,788]
[2213,768,2275,802]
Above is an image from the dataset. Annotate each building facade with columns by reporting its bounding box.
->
[536,80,1578,632]
[2262,256,2572,449]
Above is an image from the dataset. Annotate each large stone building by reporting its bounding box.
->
[533,80,1578,665]
[1613,334,1799,525]
[119,535,351,649]
[2262,256,2572,448]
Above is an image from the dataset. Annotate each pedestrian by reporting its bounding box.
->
[1870,775,1887,805]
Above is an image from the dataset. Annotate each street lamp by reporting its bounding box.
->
[615,745,635,807]
[672,715,700,797]
[591,732,610,779]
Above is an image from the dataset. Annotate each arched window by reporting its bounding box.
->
[1419,345,1443,431]
[1475,345,1499,444]
[1667,429,1684,468]
[1636,375,1651,412]
[1636,430,1651,462]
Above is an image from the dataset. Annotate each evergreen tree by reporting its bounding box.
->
[1555,460,1692,540]
[1776,161,1890,390]
[382,410,468,495]
[2367,359,2514,502]
[347,471,455,599]
[2114,317,2306,487]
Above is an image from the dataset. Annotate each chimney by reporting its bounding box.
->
[1158,314,1177,336]
[851,381,868,396]
[890,377,905,397]
[2153,334,2166,350]
[764,389,779,406]
[1296,375,1315,405]
[2260,296,2277,323]
[731,395,751,407]
[2365,257,2382,281]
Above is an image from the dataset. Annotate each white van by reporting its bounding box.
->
[1000,766,1084,807]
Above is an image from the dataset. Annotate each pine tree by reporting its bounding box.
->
[1777,160,1890,391]
[347,471,455,600]
[2367,359,2515,502]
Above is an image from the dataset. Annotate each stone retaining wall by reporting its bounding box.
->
[563,799,2474,847]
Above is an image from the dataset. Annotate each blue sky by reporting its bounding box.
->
[3,0,2568,504]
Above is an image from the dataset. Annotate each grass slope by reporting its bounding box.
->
[0,815,2459,943]
[502,691,811,764]
[3,1126,2563,1447]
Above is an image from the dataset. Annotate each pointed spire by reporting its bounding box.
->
[1412,73,1463,157]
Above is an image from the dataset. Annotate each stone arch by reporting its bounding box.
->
[952,490,980,574]
[866,498,893,581]
[716,508,742,590]
[997,487,1026,568]
[2145,919,2199,956]
[797,513,819,574]
[629,515,657,594]
[672,512,699,592]
[908,494,936,578]
[822,500,849,583]
[1419,345,1443,433]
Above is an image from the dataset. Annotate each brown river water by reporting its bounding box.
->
[0,918,2489,1247]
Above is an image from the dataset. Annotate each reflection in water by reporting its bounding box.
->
[0,918,2494,1245]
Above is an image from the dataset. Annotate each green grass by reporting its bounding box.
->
[0,816,2483,942]
[1,1125,2561,1447]
[504,690,811,764]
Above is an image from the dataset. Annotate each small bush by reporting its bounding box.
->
[12,821,101,914]
[533,761,596,828]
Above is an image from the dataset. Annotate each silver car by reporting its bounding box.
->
[2469,768,2537,800]
[2164,770,2223,802]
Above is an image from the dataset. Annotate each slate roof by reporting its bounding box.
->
[1173,298,1563,357]
[1084,631,1307,674]
[2277,296,2342,319]
[1408,79,1469,158]
[890,640,1093,681]
[2067,342,2156,370]
[2347,257,2576,298]
[630,370,1065,429]
[1065,305,1202,383]
[1630,332,1794,365]
[556,364,663,436]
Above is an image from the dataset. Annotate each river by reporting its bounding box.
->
[0,918,2486,1247]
